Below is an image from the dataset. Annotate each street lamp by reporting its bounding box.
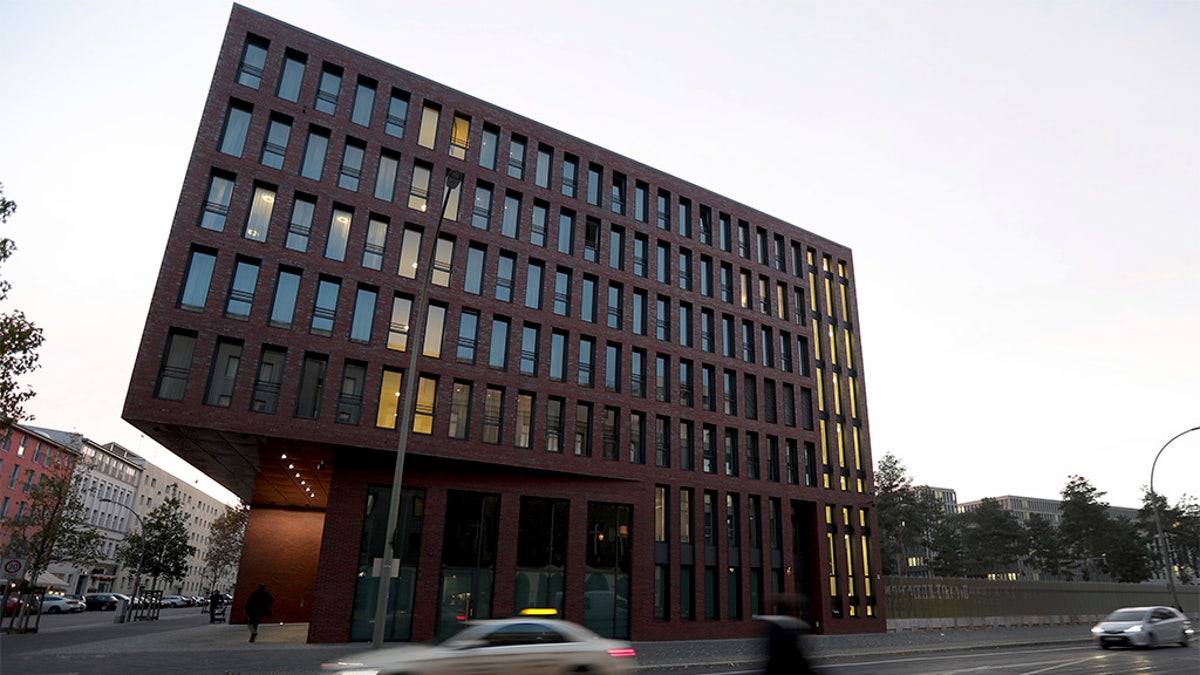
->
[372,168,464,649]
[1149,426,1199,611]
[100,497,146,622]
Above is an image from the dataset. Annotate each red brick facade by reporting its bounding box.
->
[124,4,886,642]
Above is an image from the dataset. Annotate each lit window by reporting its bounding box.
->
[515,392,534,448]
[324,208,352,261]
[375,368,402,429]
[450,114,471,159]
[244,186,275,242]
[408,163,431,211]
[483,387,504,443]
[448,381,472,439]
[418,104,439,149]
[414,376,438,434]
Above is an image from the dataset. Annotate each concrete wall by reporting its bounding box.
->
[884,576,1200,631]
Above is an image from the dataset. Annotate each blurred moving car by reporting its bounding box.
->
[39,595,85,614]
[322,617,638,675]
[1091,606,1193,649]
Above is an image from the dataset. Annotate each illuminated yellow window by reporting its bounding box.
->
[414,375,437,433]
[828,325,839,366]
[832,372,842,416]
[375,369,403,428]
[449,114,470,159]
[844,331,855,370]
[816,370,826,411]
[811,319,822,361]
[849,376,858,418]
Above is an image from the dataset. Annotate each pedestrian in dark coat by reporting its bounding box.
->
[244,584,274,642]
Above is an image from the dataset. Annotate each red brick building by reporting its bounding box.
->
[123,4,884,642]
[0,424,79,560]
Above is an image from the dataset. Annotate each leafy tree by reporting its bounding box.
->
[874,453,941,575]
[117,494,197,590]
[204,503,248,591]
[960,498,1026,578]
[1101,516,1154,583]
[1059,476,1112,580]
[1025,514,1072,581]
[0,454,105,588]
[924,510,966,577]
[0,184,45,429]
[1140,489,1199,585]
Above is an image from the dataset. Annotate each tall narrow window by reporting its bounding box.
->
[349,286,377,343]
[519,324,540,375]
[488,317,510,369]
[574,402,593,456]
[471,183,493,230]
[456,310,479,363]
[314,64,342,115]
[577,336,595,387]
[414,376,437,434]
[225,258,260,319]
[362,216,388,270]
[155,330,197,401]
[205,340,243,407]
[285,195,315,251]
[515,392,534,448]
[375,368,403,429]
[385,89,409,137]
[557,210,575,255]
[397,226,422,279]
[524,260,544,309]
[234,35,267,88]
[418,104,440,149]
[261,116,291,169]
[295,353,328,419]
[310,277,341,336]
[338,140,365,192]
[502,192,521,239]
[244,186,275,242]
[351,78,376,127]
[546,397,564,453]
[269,268,302,328]
[507,135,526,179]
[450,114,471,159]
[387,294,413,351]
[277,50,306,102]
[478,123,499,169]
[336,361,366,424]
[408,162,432,212]
[325,208,352,261]
[561,154,578,197]
[553,268,571,316]
[200,173,234,231]
[219,102,252,157]
[483,386,504,443]
[301,128,330,180]
[448,381,472,439]
[495,252,516,302]
[465,244,486,295]
[531,201,549,247]
[535,145,553,188]
[179,248,216,310]
[251,346,286,413]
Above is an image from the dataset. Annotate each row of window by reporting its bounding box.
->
[181,242,861,390]
[199,166,856,339]
[153,329,868,485]
[230,35,854,296]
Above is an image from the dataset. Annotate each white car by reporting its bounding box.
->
[39,595,85,614]
[1092,606,1193,649]
[323,617,638,675]
[161,595,188,608]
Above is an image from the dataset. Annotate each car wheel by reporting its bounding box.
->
[47,607,61,614]
[1099,642,1110,650]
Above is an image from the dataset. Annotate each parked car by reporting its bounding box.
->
[322,617,638,675]
[161,595,188,608]
[39,595,85,614]
[5,594,33,616]
[84,593,120,611]
[1091,606,1193,649]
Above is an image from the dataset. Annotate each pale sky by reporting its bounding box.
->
[1,1,1197,510]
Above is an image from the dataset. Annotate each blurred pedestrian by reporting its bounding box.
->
[208,589,225,623]
[244,584,275,642]
[762,598,815,675]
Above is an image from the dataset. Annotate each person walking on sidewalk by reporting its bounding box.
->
[208,589,225,623]
[245,584,275,642]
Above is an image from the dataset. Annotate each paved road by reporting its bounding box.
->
[1,609,1105,675]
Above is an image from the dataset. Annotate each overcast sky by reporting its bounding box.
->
[1,1,1197,509]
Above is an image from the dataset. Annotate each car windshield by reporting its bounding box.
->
[1106,609,1146,622]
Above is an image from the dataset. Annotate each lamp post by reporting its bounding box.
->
[100,498,146,622]
[372,168,464,649]
[1149,426,1199,611]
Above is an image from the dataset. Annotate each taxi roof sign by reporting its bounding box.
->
[518,607,560,617]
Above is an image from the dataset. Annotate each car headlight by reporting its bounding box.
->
[1090,627,1103,634]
